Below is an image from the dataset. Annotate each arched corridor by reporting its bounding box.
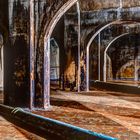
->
[1,0,140,139]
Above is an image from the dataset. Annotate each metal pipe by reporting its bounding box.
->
[103,33,129,82]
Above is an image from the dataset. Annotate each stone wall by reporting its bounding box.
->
[4,0,30,107]
[108,33,140,79]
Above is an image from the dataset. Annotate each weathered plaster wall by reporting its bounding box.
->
[0,1,8,89]
[4,0,30,107]
[80,0,140,11]
[108,33,140,79]
[0,0,9,104]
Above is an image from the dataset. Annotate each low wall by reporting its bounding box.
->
[90,81,140,94]
[0,104,117,140]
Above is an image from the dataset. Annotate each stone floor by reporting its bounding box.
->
[0,115,45,140]
[33,89,140,140]
[0,92,47,140]
[1,87,140,139]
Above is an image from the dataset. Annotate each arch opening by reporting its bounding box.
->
[86,20,140,91]
[43,0,80,109]
[104,33,140,86]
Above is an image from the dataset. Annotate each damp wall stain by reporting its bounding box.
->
[3,0,30,107]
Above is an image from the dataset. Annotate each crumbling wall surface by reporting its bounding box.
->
[80,0,119,11]
[123,0,140,8]
[80,0,140,11]
[0,1,8,102]
[108,33,140,79]
[4,0,30,107]
[0,0,10,105]
[82,7,140,48]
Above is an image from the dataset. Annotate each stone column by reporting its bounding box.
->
[30,0,35,109]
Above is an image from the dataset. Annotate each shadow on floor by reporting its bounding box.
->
[51,97,94,112]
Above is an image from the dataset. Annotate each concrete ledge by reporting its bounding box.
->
[0,104,117,140]
[90,81,140,94]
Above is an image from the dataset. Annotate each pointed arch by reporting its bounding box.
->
[103,33,129,82]
[86,20,140,91]
[43,0,80,109]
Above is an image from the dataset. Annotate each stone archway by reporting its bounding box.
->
[103,33,129,82]
[86,20,140,91]
[43,0,80,109]
[104,33,140,82]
